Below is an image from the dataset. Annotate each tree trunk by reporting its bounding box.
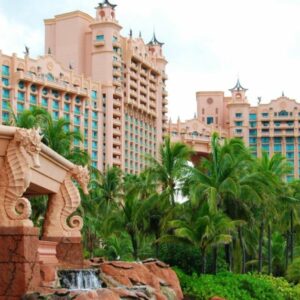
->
[201,248,206,274]
[238,227,246,274]
[290,210,294,262]
[258,221,264,273]
[130,233,138,260]
[267,223,272,275]
[225,244,232,272]
[212,247,218,274]
[285,230,290,270]
[155,231,160,258]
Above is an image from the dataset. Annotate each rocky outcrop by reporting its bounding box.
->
[25,259,183,299]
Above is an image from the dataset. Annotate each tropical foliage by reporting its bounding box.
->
[10,107,300,291]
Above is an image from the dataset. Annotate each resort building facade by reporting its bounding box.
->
[0,0,168,173]
[169,80,300,181]
[44,0,168,173]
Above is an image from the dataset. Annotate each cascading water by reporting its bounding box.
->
[58,269,102,290]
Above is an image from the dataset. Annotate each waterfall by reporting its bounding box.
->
[58,269,102,290]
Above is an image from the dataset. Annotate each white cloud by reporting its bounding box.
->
[1,0,300,121]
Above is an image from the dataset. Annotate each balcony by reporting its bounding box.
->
[113,118,122,126]
[114,87,123,98]
[113,78,122,88]
[130,72,138,80]
[113,60,122,68]
[162,89,168,96]
[14,71,88,96]
[113,109,122,117]
[94,40,105,47]
[113,98,122,107]
[113,69,122,77]
[113,138,121,146]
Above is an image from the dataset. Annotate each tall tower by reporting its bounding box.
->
[147,33,168,142]
[228,79,250,144]
[90,0,122,83]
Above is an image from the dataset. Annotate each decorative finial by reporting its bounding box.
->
[69,63,73,70]
[139,31,142,38]
[147,31,164,47]
[129,29,133,38]
[98,0,117,9]
[229,78,247,92]
[282,91,285,97]
[48,48,51,55]
[257,96,262,105]
[24,45,29,56]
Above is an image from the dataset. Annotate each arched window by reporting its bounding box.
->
[279,110,288,116]
[47,73,54,81]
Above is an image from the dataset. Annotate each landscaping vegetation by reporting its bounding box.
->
[8,107,300,299]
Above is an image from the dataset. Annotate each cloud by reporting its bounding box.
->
[1,0,300,121]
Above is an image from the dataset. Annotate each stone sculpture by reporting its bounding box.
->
[43,165,90,238]
[0,128,42,227]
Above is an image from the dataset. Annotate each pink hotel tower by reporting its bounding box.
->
[169,80,300,182]
[0,0,168,173]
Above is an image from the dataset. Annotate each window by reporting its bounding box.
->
[274,121,281,127]
[84,119,88,127]
[2,65,9,76]
[235,129,242,134]
[52,111,59,120]
[279,110,288,116]
[47,73,54,81]
[262,121,269,127]
[2,112,9,122]
[92,121,98,129]
[274,137,282,143]
[249,129,257,136]
[74,116,80,126]
[41,98,48,107]
[64,103,70,112]
[235,113,242,118]
[92,151,97,160]
[92,111,98,119]
[286,144,294,151]
[2,78,9,86]
[207,116,214,125]
[75,96,81,104]
[17,103,24,112]
[74,139,80,146]
[286,137,294,143]
[286,152,294,159]
[30,94,37,105]
[91,90,97,99]
[235,121,243,126]
[92,141,98,149]
[52,90,59,98]
[18,92,25,101]
[261,137,270,143]
[249,121,257,128]
[64,113,70,121]
[92,161,97,168]
[262,144,270,151]
[274,144,282,152]
[2,100,9,110]
[74,105,80,114]
[262,112,269,117]
[2,89,10,99]
[18,81,25,89]
[96,34,104,41]
[92,131,98,139]
[42,88,48,95]
[65,94,70,100]
[31,84,37,92]
[287,176,294,183]
[249,137,257,144]
[112,36,118,42]
[249,113,257,120]
[52,100,59,110]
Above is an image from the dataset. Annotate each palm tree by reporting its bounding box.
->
[254,152,291,273]
[147,136,192,206]
[188,133,264,272]
[160,202,237,274]
[9,106,50,129]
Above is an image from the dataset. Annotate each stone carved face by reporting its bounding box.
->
[14,128,43,168]
[72,165,90,195]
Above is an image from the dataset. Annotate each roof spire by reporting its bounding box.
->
[98,0,117,9]
[139,31,142,38]
[229,78,247,92]
[148,30,164,47]
[129,29,133,38]
[282,91,285,97]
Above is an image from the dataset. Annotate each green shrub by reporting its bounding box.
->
[174,269,300,300]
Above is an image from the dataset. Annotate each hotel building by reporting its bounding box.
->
[0,0,168,173]
[44,0,168,173]
[169,80,300,181]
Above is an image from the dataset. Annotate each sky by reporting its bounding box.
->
[1,0,300,121]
